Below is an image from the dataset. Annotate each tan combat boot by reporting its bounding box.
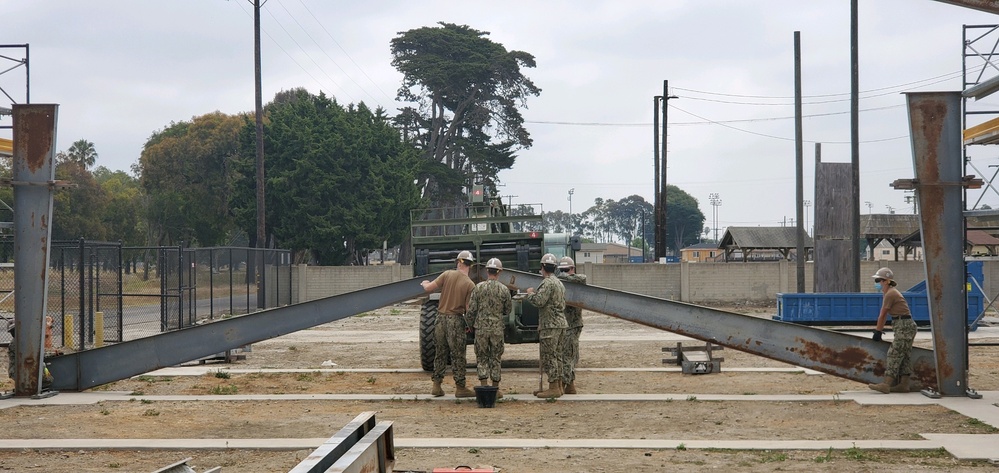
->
[431,380,444,397]
[563,380,577,395]
[535,380,563,398]
[890,375,910,393]
[868,376,895,394]
[454,381,475,398]
[491,379,503,399]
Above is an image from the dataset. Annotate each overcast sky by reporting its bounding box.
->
[3,1,999,239]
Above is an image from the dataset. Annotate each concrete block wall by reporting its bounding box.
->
[290,260,997,305]
[582,262,679,300]
[293,264,410,303]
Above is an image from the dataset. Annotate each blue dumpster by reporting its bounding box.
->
[774,261,985,331]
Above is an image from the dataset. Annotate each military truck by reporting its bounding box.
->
[411,184,577,371]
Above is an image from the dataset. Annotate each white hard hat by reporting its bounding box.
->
[541,253,557,265]
[558,256,575,269]
[486,258,503,270]
[872,267,894,280]
[456,250,475,262]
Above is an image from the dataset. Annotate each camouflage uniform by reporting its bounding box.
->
[525,276,567,383]
[886,317,917,379]
[557,273,587,385]
[466,279,512,383]
[6,331,54,390]
[881,286,916,380]
[430,270,475,386]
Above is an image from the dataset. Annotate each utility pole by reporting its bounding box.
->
[660,80,678,260]
[653,95,662,261]
[253,0,267,308]
[568,188,574,214]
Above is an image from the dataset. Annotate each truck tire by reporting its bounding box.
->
[419,299,438,371]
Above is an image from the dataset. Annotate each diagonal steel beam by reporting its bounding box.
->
[47,277,432,391]
[931,0,999,14]
[491,269,937,388]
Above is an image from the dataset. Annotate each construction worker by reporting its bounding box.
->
[466,258,512,398]
[6,322,54,392]
[868,267,917,394]
[421,250,477,398]
[525,253,567,398]
[556,256,586,394]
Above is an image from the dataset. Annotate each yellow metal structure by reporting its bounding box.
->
[0,138,11,157]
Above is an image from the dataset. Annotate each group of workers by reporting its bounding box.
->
[420,250,585,399]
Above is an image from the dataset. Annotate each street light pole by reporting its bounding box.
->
[803,199,811,236]
[568,188,574,215]
[709,193,721,242]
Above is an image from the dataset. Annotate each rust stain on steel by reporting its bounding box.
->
[913,359,938,389]
[16,108,54,173]
[795,337,876,373]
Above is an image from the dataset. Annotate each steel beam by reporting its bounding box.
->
[11,104,58,397]
[47,277,431,391]
[904,92,973,397]
[492,270,937,387]
[289,412,378,473]
[931,0,999,15]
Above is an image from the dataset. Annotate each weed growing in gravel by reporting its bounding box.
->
[545,396,558,403]
[676,443,686,451]
[140,399,152,404]
[964,418,999,432]
[288,346,298,351]
[142,409,159,416]
[468,448,479,454]
[213,370,230,379]
[844,444,870,461]
[100,408,110,415]
[814,447,834,463]
[686,395,698,402]
[366,376,377,384]
[759,451,788,463]
[210,385,238,395]
[296,372,315,382]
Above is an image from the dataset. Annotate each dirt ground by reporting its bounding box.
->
[1,301,998,472]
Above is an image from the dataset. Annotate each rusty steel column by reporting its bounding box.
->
[903,92,973,397]
[11,104,58,397]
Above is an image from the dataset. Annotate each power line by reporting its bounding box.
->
[274,1,385,107]
[294,0,397,105]
[526,104,902,128]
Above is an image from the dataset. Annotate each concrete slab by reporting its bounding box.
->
[1,390,995,461]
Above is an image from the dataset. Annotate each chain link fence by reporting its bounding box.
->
[0,239,291,353]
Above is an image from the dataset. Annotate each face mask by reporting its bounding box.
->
[875,283,883,291]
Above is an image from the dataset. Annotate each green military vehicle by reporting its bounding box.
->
[411,184,577,371]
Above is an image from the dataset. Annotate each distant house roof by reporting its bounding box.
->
[967,229,999,246]
[579,243,606,252]
[720,227,813,249]
[719,226,813,262]
[860,214,920,238]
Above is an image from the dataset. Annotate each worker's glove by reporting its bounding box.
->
[872,330,883,342]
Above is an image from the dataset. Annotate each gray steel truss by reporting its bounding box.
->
[489,270,937,387]
[47,278,429,391]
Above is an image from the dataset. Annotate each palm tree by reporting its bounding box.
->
[65,139,98,168]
